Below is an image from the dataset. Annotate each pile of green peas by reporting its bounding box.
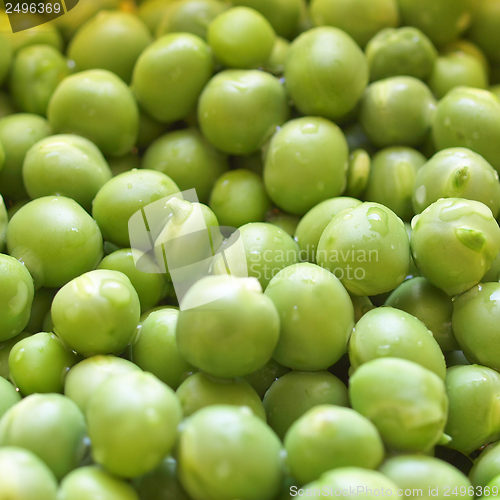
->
[2,0,500,498]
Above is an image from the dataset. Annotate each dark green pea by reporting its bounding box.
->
[266,211,300,236]
[470,442,500,487]
[484,251,500,281]
[136,111,167,151]
[25,288,56,334]
[0,34,12,86]
[385,277,457,351]
[0,91,15,118]
[263,370,348,439]
[3,21,63,52]
[9,45,70,116]
[445,350,470,367]
[345,149,371,199]
[142,128,228,203]
[468,0,500,66]
[365,147,426,221]
[366,27,437,81]
[106,152,142,176]
[244,359,289,399]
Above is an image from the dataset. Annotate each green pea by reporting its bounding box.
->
[64,355,140,413]
[360,77,436,148]
[0,34,12,86]
[297,468,401,499]
[429,53,488,99]
[349,307,446,379]
[0,91,15,119]
[365,147,426,221]
[87,371,182,478]
[92,169,179,248]
[317,202,410,296]
[9,45,70,116]
[142,128,228,203]
[134,457,190,500]
[263,117,349,215]
[445,39,490,73]
[133,33,213,123]
[3,23,63,53]
[285,27,368,121]
[295,197,362,263]
[310,0,399,47]
[349,357,448,452]
[366,27,437,81]
[176,372,265,420]
[445,364,500,454]
[285,405,384,485]
[385,277,457,351]
[413,148,500,218]
[68,11,152,83]
[244,359,289,399]
[98,249,167,312]
[343,122,374,153]
[178,405,283,500]
[156,0,228,40]
[432,87,500,174]
[25,288,56,334]
[23,134,112,211]
[7,196,103,288]
[468,0,500,65]
[410,198,500,296]
[470,442,500,486]
[265,263,354,370]
[9,331,77,395]
[445,350,470,368]
[0,254,33,341]
[266,211,300,236]
[345,149,371,198]
[52,269,140,357]
[0,331,30,379]
[0,447,58,500]
[138,0,178,34]
[0,378,20,418]
[351,294,376,322]
[395,0,473,47]
[230,0,303,39]
[0,113,52,201]
[265,36,290,75]
[48,69,139,156]
[176,275,279,378]
[136,110,167,151]
[380,455,471,500]
[198,69,289,155]
[130,308,192,389]
[0,393,86,479]
[263,371,348,439]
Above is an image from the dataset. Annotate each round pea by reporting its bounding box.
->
[265,263,354,370]
[48,69,139,156]
[68,11,152,83]
[176,275,279,378]
[445,39,489,73]
[360,76,436,148]
[0,113,52,201]
[263,371,348,439]
[284,27,368,121]
[468,0,500,65]
[138,0,178,34]
[178,405,283,500]
[470,441,500,486]
[265,36,290,75]
[52,269,140,357]
[0,393,86,479]
[364,147,426,221]
[345,149,372,198]
[22,134,112,211]
[64,355,140,413]
[142,128,228,203]
[349,357,448,452]
[295,197,362,263]
[130,308,193,389]
[349,307,446,379]
[132,33,213,123]
[58,466,139,500]
[366,27,437,81]
[0,254,34,342]
[0,331,30,379]
[9,331,77,395]
[385,277,457,351]
[432,87,500,174]
[380,455,472,500]
[176,372,265,420]
[209,169,270,227]
[92,169,179,248]
[263,117,349,215]
[87,371,182,478]
[285,405,384,485]
[0,447,58,500]
[317,202,410,296]
[244,359,289,399]
[136,110,166,151]
[208,7,275,69]
[198,69,289,155]
[7,196,103,288]
[266,211,300,236]
[310,0,399,47]
[413,148,500,217]
[0,378,20,418]
[410,198,500,296]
